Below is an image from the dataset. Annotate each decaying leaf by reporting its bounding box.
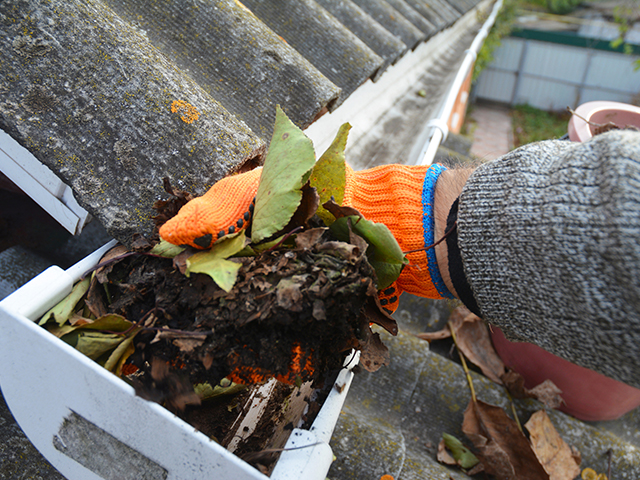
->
[358,329,390,373]
[309,123,350,225]
[95,245,129,283]
[462,399,549,480]
[40,276,91,326]
[525,410,581,480]
[251,105,316,243]
[502,370,564,409]
[439,433,480,469]
[322,198,362,219]
[454,312,506,384]
[417,307,506,384]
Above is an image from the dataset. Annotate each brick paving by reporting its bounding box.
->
[469,102,513,161]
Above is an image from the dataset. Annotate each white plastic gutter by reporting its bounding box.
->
[414,0,505,166]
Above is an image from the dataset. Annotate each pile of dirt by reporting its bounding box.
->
[91,226,395,410]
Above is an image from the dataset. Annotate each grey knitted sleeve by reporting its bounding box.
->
[457,130,640,388]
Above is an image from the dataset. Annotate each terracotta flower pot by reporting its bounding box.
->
[568,100,640,142]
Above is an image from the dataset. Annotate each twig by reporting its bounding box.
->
[608,448,613,480]
[505,389,523,433]
[404,221,457,255]
[449,320,476,403]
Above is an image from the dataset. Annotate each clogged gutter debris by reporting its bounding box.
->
[35,107,404,467]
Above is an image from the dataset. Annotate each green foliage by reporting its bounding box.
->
[40,277,91,326]
[329,216,408,290]
[186,233,248,292]
[442,433,480,469]
[473,0,520,83]
[309,123,350,226]
[150,239,185,258]
[545,0,580,15]
[511,104,570,147]
[251,105,316,243]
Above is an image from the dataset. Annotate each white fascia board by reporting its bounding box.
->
[0,128,90,235]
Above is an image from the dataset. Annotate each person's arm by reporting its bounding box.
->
[445,130,640,389]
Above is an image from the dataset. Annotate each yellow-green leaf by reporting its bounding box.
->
[150,239,186,258]
[251,105,316,243]
[310,123,350,225]
[186,233,247,292]
[442,433,479,469]
[73,331,127,361]
[39,277,91,326]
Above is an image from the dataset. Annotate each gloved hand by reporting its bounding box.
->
[159,163,454,313]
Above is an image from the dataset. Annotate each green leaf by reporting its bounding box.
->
[39,277,91,326]
[150,239,186,258]
[194,380,246,400]
[251,105,316,243]
[330,216,407,289]
[186,233,247,292]
[78,314,133,332]
[309,123,350,225]
[442,433,479,469]
[104,328,140,374]
[73,331,127,361]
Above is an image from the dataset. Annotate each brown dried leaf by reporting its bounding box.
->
[502,370,564,409]
[528,380,564,410]
[294,227,327,249]
[85,275,107,318]
[358,330,389,372]
[322,198,362,219]
[455,312,506,384]
[96,245,129,283]
[361,295,398,336]
[416,305,468,341]
[462,399,549,480]
[525,410,581,480]
[437,438,457,465]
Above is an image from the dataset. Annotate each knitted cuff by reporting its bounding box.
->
[445,197,481,316]
[344,163,454,300]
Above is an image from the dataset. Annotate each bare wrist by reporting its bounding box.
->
[434,168,473,298]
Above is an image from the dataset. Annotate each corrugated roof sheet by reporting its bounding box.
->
[104,0,341,140]
[239,0,384,107]
[0,0,489,245]
[316,0,407,79]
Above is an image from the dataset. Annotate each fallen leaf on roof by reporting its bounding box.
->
[462,399,549,480]
[525,410,581,480]
[437,433,480,469]
[417,306,506,384]
[502,370,564,409]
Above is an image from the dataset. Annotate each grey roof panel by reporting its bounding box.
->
[402,0,448,29]
[103,0,340,140]
[0,0,265,246]
[424,0,462,25]
[383,0,437,38]
[240,0,384,108]
[350,0,426,49]
[316,0,407,78]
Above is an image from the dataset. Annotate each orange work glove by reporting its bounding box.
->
[159,163,454,313]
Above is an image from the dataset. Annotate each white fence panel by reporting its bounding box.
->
[475,34,640,109]
[521,42,589,84]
